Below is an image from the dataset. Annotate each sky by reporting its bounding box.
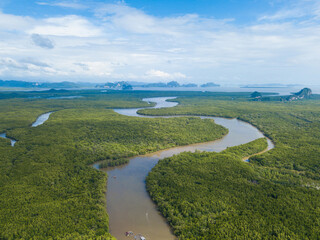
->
[0,0,320,85]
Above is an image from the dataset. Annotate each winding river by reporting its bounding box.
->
[97,97,274,240]
[0,132,16,146]
[0,97,274,239]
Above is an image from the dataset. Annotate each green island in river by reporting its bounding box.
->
[0,89,319,239]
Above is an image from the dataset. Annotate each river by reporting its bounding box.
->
[0,111,54,146]
[0,132,16,146]
[97,97,274,240]
[32,112,54,127]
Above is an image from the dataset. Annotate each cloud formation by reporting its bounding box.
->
[259,0,320,21]
[36,1,87,9]
[0,1,320,85]
[31,34,54,49]
[145,70,186,79]
[30,15,102,37]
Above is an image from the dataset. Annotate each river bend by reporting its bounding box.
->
[98,97,274,240]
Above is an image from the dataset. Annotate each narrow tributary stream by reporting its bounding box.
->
[0,112,54,146]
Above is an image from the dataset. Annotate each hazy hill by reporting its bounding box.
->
[0,80,95,89]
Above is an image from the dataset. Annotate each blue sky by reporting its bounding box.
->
[2,0,281,20]
[0,0,320,85]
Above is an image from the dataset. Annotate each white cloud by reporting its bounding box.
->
[259,9,304,21]
[36,1,87,9]
[0,11,102,38]
[259,0,320,22]
[95,3,229,36]
[0,57,57,77]
[29,15,102,37]
[74,61,113,76]
[0,57,28,70]
[0,11,34,31]
[21,58,50,67]
[145,70,186,79]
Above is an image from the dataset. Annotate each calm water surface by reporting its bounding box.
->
[0,132,16,146]
[132,86,320,95]
[32,112,54,127]
[99,97,274,240]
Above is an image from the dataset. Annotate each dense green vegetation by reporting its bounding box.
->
[0,91,227,239]
[221,137,268,158]
[147,139,320,239]
[0,88,274,101]
[143,94,320,239]
[8,109,227,166]
[0,91,155,132]
[140,96,320,174]
[2,89,319,239]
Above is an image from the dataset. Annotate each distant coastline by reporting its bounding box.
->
[241,86,289,88]
[241,84,303,89]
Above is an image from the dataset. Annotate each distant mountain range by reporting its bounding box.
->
[129,81,219,88]
[200,82,220,87]
[0,80,96,89]
[284,88,312,101]
[0,79,221,90]
[96,81,221,89]
[96,81,133,90]
[252,88,313,102]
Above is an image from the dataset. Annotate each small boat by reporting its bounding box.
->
[134,234,146,240]
[125,231,133,236]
